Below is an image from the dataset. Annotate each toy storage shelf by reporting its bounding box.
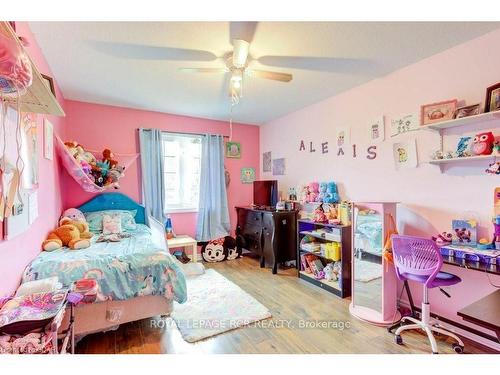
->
[297,219,351,298]
[429,154,497,165]
[0,22,65,117]
[419,111,500,131]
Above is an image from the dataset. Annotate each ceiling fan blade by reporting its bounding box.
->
[233,40,250,68]
[257,56,378,73]
[229,22,258,44]
[89,41,217,62]
[247,69,293,82]
[179,68,228,74]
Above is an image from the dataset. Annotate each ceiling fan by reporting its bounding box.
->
[180,37,292,105]
[91,22,374,106]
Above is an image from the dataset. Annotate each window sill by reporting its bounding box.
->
[164,208,199,214]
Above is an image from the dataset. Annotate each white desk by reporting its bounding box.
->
[167,235,198,262]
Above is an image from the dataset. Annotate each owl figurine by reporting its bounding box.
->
[471,132,495,156]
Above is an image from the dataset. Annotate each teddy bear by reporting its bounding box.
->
[307,182,319,202]
[42,218,93,251]
[102,149,118,169]
[324,181,339,203]
[318,182,327,202]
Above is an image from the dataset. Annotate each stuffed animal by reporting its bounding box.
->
[297,185,308,204]
[323,263,337,281]
[288,187,297,201]
[42,218,93,251]
[96,161,110,178]
[91,169,105,187]
[224,236,241,260]
[323,181,339,203]
[59,208,86,225]
[318,182,327,202]
[102,149,118,169]
[471,132,495,155]
[307,182,319,202]
[201,237,228,262]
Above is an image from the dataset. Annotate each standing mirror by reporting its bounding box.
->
[349,202,400,326]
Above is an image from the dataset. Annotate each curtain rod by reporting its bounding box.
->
[137,128,229,139]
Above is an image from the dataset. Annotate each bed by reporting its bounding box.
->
[21,193,187,336]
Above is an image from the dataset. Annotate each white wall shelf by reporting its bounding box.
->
[419,111,500,131]
[429,154,497,165]
[0,22,65,117]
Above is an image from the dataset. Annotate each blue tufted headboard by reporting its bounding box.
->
[77,192,147,224]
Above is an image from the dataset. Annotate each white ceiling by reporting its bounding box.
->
[29,22,500,125]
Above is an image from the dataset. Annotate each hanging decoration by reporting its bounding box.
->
[55,135,139,193]
[0,28,33,222]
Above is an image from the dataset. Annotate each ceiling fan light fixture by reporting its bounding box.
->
[232,39,250,68]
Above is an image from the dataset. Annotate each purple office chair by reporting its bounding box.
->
[391,235,464,354]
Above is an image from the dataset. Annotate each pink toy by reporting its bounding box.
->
[0,31,32,94]
[307,182,319,202]
[59,208,86,225]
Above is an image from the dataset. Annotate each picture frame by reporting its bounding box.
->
[485,82,500,112]
[454,104,481,119]
[225,141,241,158]
[262,151,272,172]
[420,99,458,125]
[41,74,56,98]
[240,167,256,184]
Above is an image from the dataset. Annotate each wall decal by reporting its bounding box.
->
[263,151,272,172]
[240,167,256,184]
[272,158,286,175]
[298,139,377,160]
[393,139,417,169]
[390,114,418,137]
[368,116,385,143]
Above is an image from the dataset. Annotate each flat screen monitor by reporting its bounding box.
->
[253,180,278,207]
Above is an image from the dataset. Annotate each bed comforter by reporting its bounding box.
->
[22,225,187,303]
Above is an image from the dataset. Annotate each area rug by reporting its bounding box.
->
[354,259,383,282]
[171,269,272,343]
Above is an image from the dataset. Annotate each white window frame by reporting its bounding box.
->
[162,132,202,214]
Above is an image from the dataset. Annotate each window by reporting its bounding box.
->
[162,133,202,213]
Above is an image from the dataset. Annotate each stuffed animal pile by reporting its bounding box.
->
[64,141,125,189]
[299,181,339,204]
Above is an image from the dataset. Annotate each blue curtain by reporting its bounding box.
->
[139,128,165,223]
[196,135,230,241]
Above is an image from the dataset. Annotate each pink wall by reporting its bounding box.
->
[0,23,67,296]
[261,28,500,348]
[62,100,260,237]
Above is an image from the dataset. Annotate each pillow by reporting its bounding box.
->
[84,210,137,232]
[15,277,62,297]
[102,214,122,235]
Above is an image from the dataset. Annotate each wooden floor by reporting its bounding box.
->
[76,256,495,354]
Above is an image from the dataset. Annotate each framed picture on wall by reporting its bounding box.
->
[263,151,271,172]
[44,118,54,160]
[420,99,458,125]
[240,168,256,184]
[485,82,500,112]
[225,141,241,158]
